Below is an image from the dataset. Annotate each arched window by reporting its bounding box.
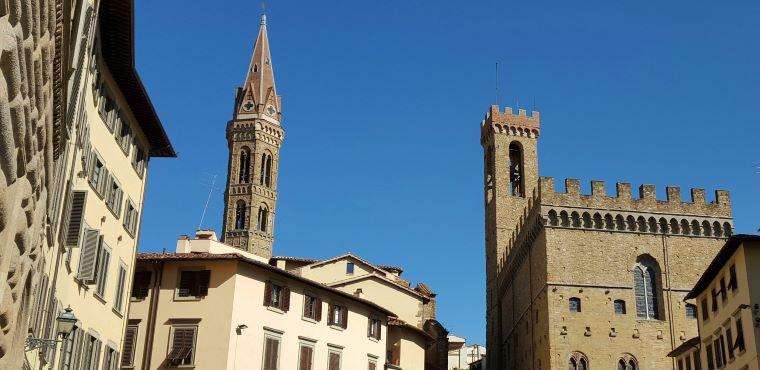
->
[238,149,251,183]
[691,220,701,236]
[548,210,559,226]
[569,297,581,312]
[723,222,732,237]
[582,213,592,228]
[571,212,581,228]
[637,217,647,232]
[256,205,269,232]
[593,213,603,229]
[633,255,661,320]
[568,352,588,370]
[508,142,524,197]
[618,354,637,370]
[614,299,626,314]
[713,221,723,237]
[259,153,273,187]
[648,217,658,233]
[702,221,712,236]
[626,216,636,231]
[234,200,247,229]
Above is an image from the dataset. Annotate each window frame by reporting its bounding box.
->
[297,340,315,370]
[113,261,128,313]
[568,297,581,313]
[121,324,139,368]
[262,331,282,370]
[174,268,211,301]
[94,239,112,299]
[302,293,321,322]
[614,299,626,315]
[327,346,342,370]
[167,325,198,367]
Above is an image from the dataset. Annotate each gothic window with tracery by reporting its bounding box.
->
[239,149,251,183]
[617,354,637,370]
[568,352,588,370]
[260,153,273,187]
[508,142,524,197]
[634,255,661,319]
[257,206,269,232]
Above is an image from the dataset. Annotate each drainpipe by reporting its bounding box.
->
[143,260,163,370]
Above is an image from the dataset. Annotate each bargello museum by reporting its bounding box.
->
[481,105,734,370]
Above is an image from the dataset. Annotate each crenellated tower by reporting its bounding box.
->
[222,14,284,258]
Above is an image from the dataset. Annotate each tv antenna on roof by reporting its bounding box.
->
[198,174,219,230]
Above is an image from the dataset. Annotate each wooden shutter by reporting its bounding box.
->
[315,298,322,322]
[327,304,335,325]
[197,270,211,297]
[299,345,313,370]
[367,318,372,338]
[263,337,279,370]
[92,339,102,370]
[329,352,340,370]
[282,286,290,311]
[341,306,348,329]
[168,328,194,361]
[77,229,100,282]
[369,362,376,370]
[64,191,87,246]
[263,281,273,306]
[178,271,193,297]
[132,271,151,299]
[121,326,137,367]
[377,321,382,340]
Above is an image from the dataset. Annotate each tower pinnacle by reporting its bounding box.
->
[236,14,280,121]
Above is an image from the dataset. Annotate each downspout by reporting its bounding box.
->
[143,260,163,370]
[662,235,677,368]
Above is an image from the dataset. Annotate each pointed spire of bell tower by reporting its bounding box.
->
[236,13,281,121]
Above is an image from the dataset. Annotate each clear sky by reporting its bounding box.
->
[133,0,760,345]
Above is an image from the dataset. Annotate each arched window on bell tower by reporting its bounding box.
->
[257,205,269,232]
[234,200,247,229]
[239,148,251,183]
[260,153,273,188]
[509,142,524,197]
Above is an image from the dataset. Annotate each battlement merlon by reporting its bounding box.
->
[538,177,732,218]
[480,105,540,145]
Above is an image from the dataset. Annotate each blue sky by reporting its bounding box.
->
[134,0,760,345]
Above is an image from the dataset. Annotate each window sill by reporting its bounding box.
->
[329,325,345,332]
[131,297,147,302]
[88,180,105,199]
[368,336,379,343]
[302,316,318,324]
[122,224,136,239]
[93,292,107,304]
[267,306,285,315]
[174,295,202,302]
[112,307,124,318]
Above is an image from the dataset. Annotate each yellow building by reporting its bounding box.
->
[20,0,175,368]
[126,231,393,370]
[667,234,760,370]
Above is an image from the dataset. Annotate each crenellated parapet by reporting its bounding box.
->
[537,177,732,238]
[480,105,540,146]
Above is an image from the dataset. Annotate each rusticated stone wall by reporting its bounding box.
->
[0,0,59,367]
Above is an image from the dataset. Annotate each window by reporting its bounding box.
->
[701,298,709,321]
[706,342,715,370]
[328,348,342,370]
[59,325,80,370]
[176,270,211,299]
[82,333,103,370]
[260,153,273,187]
[568,352,588,370]
[298,342,314,370]
[105,175,123,215]
[633,255,661,319]
[719,278,728,304]
[88,152,107,196]
[569,297,581,313]
[693,350,702,370]
[711,289,719,312]
[123,199,139,235]
[238,149,251,183]
[303,294,321,321]
[63,191,87,246]
[263,281,290,311]
[714,336,727,368]
[262,333,281,370]
[122,325,138,368]
[329,303,348,329]
[132,145,147,176]
[367,318,382,340]
[368,358,378,370]
[347,262,355,275]
[725,325,734,360]
[257,206,269,232]
[685,303,697,319]
[734,318,745,352]
[678,359,684,370]
[113,263,127,312]
[95,242,111,298]
[117,117,132,154]
[103,345,119,370]
[235,200,247,229]
[167,326,197,367]
[727,265,738,292]
[132,270,152,300]
[77,229,101,282]
[508,142,524,197]
[617,356,637,370]
[614,300,626,314]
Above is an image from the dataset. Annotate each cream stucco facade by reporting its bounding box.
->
[127,232,391,370]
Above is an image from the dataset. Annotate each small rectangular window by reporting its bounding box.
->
[725,326,734,360]
[131,270,152,300]
[614,300,626,315]
[262,333,281,370]
[719,278,728,304]
[329,304,348,329]
[727,265,737,292]
[263,281,290,311]
[701,299,709,321]
[123,200,139,235]
[685,303,697,319]
[328,349,342,370]
[121,325,138,368]
[77,229,101,282]
[167,326,197,367]
[367,318,381,340]
[713,338,724,368]
[177,270,211,299]
[569,297,581,313]
[117,117,132,154]
[132,145,147,177]
[368,358,377,370]
[347,262,355,275]
[303,294,321,321]
[298,342,314,370]
[105,175,123,215]
[113,263,127,312]
[711,289,719,312]
[95,241,111,297]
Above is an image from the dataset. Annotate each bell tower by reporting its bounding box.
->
[481,105,540,370]
[222,14,284,258]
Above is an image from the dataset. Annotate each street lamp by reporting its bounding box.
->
[25,307,77,351]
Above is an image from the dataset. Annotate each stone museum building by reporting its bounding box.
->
[481,105,733,370]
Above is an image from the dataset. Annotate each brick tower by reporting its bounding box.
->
[222,14,284,258]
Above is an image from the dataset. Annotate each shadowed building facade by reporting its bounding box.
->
[481,105,733,370]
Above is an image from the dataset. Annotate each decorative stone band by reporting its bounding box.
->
[542,206,733,239]
[228,184,278,200]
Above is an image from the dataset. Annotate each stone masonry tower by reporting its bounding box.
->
[222,14,284,258]
[481,105,541,370]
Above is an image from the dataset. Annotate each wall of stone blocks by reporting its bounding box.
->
[0,0,59,367]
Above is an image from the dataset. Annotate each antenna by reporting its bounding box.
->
[262,0,266,13]
[495,62,499,106]
[198,174,219,230]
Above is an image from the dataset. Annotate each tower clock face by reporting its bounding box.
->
[266,105,276,116]
[242,100,254,111]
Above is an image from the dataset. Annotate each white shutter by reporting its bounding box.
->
[95,244,111,296]
[77,229,101,282]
